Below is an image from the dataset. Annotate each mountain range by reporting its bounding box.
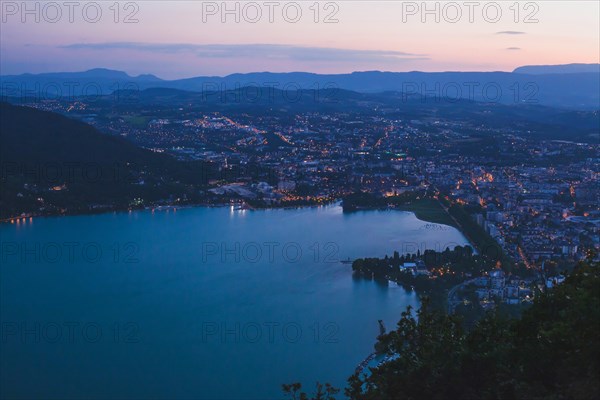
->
[2,64,599,110]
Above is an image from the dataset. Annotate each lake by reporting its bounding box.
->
[0,204,469,399]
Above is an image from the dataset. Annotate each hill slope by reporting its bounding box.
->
[1,102,169,165]
[0,103,206,218]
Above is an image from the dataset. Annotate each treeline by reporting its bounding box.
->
[447,202,514,268]
[352,246,486,310]
[352,246,478,275]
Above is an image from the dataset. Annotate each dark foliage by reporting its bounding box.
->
[345,263,599,400]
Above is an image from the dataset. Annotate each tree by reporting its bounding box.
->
[282,382,340,400]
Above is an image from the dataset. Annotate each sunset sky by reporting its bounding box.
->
[1,1,599,78]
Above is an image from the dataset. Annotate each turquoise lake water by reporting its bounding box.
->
[0,204,469,399]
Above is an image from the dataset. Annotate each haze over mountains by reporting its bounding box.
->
[2,64,599,110]
[512,63,600,75]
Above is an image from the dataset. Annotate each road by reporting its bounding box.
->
[447,277,479,314]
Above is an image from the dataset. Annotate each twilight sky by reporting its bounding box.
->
[1,1,599,79]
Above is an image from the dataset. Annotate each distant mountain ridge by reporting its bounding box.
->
[513,63,600,75]
[11,68,161,81]
[2,64,599,110]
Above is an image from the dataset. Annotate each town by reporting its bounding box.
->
[4,92,599,313]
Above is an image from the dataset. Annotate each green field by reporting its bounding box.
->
[122,115,151,128]
[397,198,458,228]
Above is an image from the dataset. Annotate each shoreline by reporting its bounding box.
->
[1,197,345,223]
[0,201,339,224]
[342,198,459,229]
[2,199,464,231]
